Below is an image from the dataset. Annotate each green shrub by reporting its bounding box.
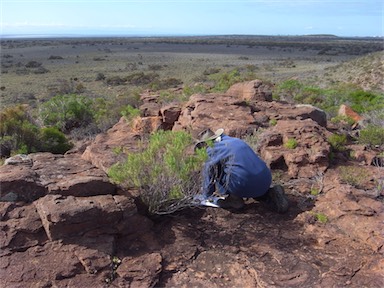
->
[347,90,384,114]
[0,105,40,154]
[269,119,278,126]
[273,80,384,117]
[0,105,73,156]
[330,115,355,126]
[273,79,303,102]
[284,138,298,149]
[120,105,140,122]
[210,69,242,92]
[182,84,208,97]
[358,125,384,146]
[315,213,328,224]
[328,134,347,151]
[294,86,324,105]
[339,166,370,188]
[39,127,73,154]
[108,130,207,214]
[310,188,320,196]
[93,93,141,132]
[40,94,94,132]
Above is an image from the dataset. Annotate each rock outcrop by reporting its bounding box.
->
[257,119,331,178]
[226,79,273,102]
[1,79,383,287]
[0,153,115,202]
[0,152,154,287]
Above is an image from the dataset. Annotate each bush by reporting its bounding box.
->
[182,84,208,97]
[328,134,347,151]
[120,105,140,122]
[25,61,42,68]
[358,125,384,146]
[210,69,242,92]
[95,72,106,81]
[108,130,207,215]
[39,127,73,154]
[39,94,94,132]
[346,90,384,114]
[0,105,73,156]
[330,115,355,126]
[126,72,159,86]
[0,105,40,154]
[339,166,370,188]
[105,76,125,86]
[48,55,64,60]
[150,77,183,91]
[273,80,384,117]
[157,91,188,104]
[273,79,303,102]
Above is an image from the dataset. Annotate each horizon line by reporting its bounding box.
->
[1,33,383,40]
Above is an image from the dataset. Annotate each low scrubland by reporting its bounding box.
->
[1,36,383,212]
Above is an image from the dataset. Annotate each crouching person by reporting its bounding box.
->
[195,128,289,213]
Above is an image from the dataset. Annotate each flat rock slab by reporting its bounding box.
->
[34,194,141,240]
[0,152,116,202]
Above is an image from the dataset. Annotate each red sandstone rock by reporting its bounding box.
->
[82,117,143,172]
[116,253,162,287]
[338,104,364,123]
[1,84,384,288]
[173,93,258,138]
[258,119,331,178]
[0,153,115,202]
[34,194,147,241]
[226,79,273,102]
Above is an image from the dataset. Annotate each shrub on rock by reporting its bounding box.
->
[108,130,207,214]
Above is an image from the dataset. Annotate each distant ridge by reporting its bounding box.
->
[304,34,338,37]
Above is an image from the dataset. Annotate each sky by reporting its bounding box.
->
[1,0,383,37]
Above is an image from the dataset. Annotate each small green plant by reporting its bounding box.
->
[315,213,328,224]
[284,138,298,149]
[271,170,283,184]
[339,166,370,188]
[108,130,208,214]
[328,134,347,152]
[112,146,124,155]
[310,188,320,196]
[269,119,278,126]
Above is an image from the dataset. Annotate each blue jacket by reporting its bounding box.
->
[202,134,272,198]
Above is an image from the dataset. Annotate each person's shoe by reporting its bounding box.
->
[264,185,289,213]
[217,194,245,209]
